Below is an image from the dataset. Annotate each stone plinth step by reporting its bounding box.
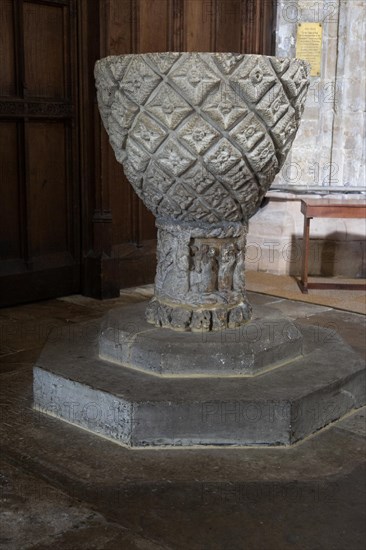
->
[99,303,303,377]
[33,305,366,448]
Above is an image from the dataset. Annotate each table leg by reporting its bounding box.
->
[300,216,311,293]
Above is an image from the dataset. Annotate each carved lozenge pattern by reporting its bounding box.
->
[95,53,310,223]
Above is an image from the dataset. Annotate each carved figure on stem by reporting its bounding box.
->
[199,245,218,293]
[233,246,246,292]
[218,243,237,291]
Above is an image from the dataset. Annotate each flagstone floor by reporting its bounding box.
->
[0,286,365,549]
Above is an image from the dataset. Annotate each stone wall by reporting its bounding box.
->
[247,0,365,277]
[247,191,366,277]
[275,0,365,190]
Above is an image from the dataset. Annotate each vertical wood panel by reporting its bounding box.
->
[262,0,275,54]
[138,0,170,52]
[216,0,242,52]
[138,198,156,241]
[28,122,67,256]
[0,0,16,95]
[184,0,213,51]
[168,0,184,50]
[78,0,98,257]
[0,123,20,259]
[241,0,253,52]
[23,3,65,97]
[241,0,275,54]
[108,0,132,54]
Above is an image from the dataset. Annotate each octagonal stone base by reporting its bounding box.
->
[99,303,303,377]
[33,303,366,447]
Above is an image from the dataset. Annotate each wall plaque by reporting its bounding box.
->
[296,23,322,77]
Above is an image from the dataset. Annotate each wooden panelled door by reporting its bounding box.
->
[0,0,79,306]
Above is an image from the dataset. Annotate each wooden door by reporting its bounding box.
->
[85,0,276,296]
[0,0,80,306]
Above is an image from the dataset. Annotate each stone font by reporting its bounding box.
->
[95,52,310,330]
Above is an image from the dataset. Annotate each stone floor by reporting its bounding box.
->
[0,286,365,549]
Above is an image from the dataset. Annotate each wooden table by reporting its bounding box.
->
[299,199,366,293]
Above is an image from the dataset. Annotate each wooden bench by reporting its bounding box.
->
[299,199,366,293]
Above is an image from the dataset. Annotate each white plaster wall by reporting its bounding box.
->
[247,0,366,277]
